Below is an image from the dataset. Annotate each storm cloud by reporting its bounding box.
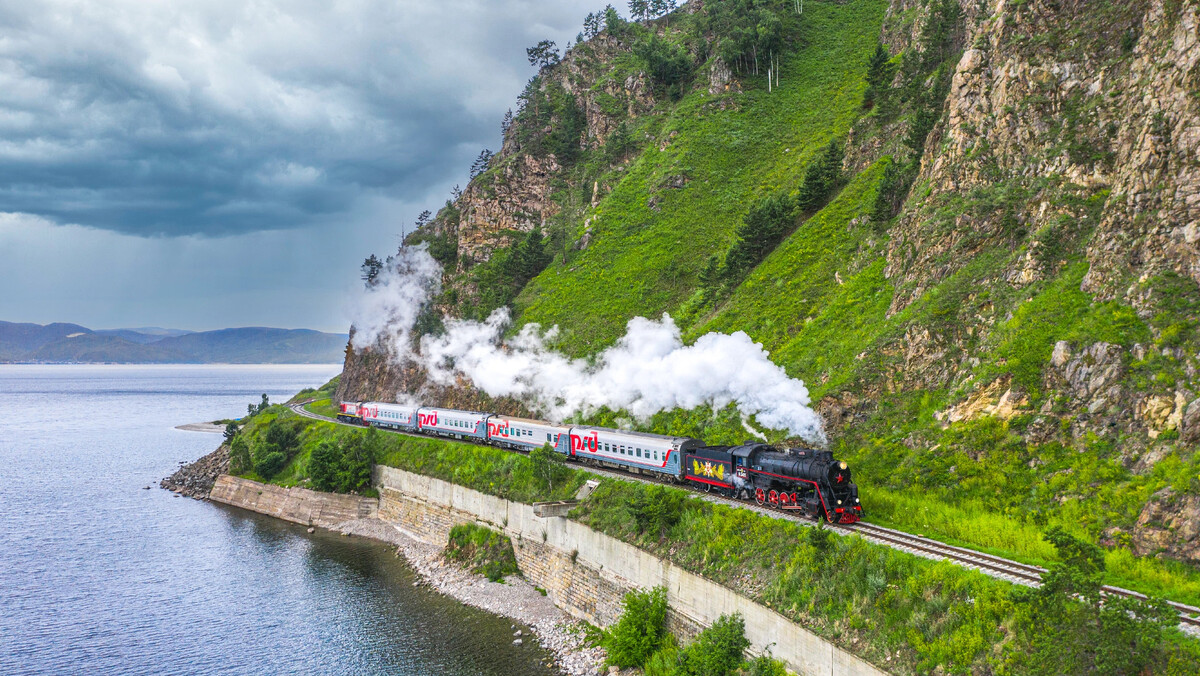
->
[0,0,599,237]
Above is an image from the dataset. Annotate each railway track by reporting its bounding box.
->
[288,402,1200,633]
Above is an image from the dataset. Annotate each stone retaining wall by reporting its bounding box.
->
[209,475,377,528]
[374,466,888,676]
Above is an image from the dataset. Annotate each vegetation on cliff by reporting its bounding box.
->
[445,523,521,582]
[339,0,1200,604]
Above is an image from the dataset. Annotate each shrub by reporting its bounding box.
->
[676,613,750,676]
[643,635,682,676]
[445,523,521,582]
[746,653,788,676]
[254,451,287,479]
[529,443,570,492]
[228,435,252,475]
[308,440,341,491]
[631,485,686,539]
[337,427,380,493]
[604,586,670,668]
[1005,527,1178,675]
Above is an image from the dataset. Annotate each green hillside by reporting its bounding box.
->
[348,0,1200,644]
[517,0,888,353]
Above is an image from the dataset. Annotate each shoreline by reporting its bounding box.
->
[325,517,608,676]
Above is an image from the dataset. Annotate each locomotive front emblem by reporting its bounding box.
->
[692,460,725,480]
[835,473,844,483]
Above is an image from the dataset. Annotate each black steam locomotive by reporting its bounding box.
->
[683,443,861,524]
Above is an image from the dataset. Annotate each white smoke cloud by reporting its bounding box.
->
[349,246,826,443]
[348,243,442,353]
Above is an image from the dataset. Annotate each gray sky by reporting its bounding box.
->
[0,0,601,332]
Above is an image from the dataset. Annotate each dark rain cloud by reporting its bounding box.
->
[0,0,600,236]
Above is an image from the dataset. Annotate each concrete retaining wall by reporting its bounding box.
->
[374,466,888,676]
[209,475,377,528]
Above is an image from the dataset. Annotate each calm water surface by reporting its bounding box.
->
[0,365,558,675]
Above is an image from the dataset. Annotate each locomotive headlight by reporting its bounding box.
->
[837,500,842,505]
[838,461,847,470]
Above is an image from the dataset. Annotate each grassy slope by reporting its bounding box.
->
[517,0,888,355]
[506,0,1200,605]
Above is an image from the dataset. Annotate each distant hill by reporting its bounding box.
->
[0,321,93,360]
[0,321,347,363]
[154,328,349,364]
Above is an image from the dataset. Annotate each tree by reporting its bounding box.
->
[722,192,795,279]
[223,421,239,444]
[628,0,650,22]
[308,440,342,492]
[529,444,569,494]
[501,108,514,136]
[862,43,893,109]
[650,0,677,23]
[583,11,602,38]
[450,184,463,200]
[361,254,383,287]
[337,427,381,493]
[604,586,669,668]
[526,39,561,69]
[415,209,432,229]
[228,435,252,475]
[469,149,493,179]
[794,139,843,213]
[676,614,750,676]
[1007,526,1176,675]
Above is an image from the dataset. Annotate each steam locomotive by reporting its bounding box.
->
[337,400,862,524]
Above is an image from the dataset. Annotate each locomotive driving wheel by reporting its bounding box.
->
[768,490,779,508]
[754,488,766,506]
[703,482,713,494]
[779,492,791,508]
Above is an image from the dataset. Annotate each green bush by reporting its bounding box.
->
[254,451,287,478]
[308,440,341,492]
[228,435,252,475]
[676,613,750,676]
[249,416,303,479]
[1003,527,1181,676]
[643,636,682,676]
[631,485,686,539]
[604,586,670,668]
[746,653,788,676]
[445,523,521,582]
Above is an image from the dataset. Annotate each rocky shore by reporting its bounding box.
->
[160,444,229,498]
[334,517,609,676]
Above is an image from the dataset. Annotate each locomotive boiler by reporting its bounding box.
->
[685,443,861,524]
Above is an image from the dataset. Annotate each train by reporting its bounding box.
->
[336,400,862,524]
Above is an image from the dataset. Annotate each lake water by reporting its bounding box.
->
[0,365,559,675]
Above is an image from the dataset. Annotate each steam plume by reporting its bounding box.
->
[349,246,826,443]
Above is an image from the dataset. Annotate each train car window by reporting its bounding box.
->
[637,448,642,458]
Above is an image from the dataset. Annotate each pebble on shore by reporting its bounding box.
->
[333,517,607,676]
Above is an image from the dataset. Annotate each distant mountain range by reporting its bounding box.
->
[0,321,348,364]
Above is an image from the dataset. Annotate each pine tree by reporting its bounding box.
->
[526,40,561,69]
[628,0,649,22]
[863,43,893,109]
[361,254,383,286]
[469,149,493,179]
